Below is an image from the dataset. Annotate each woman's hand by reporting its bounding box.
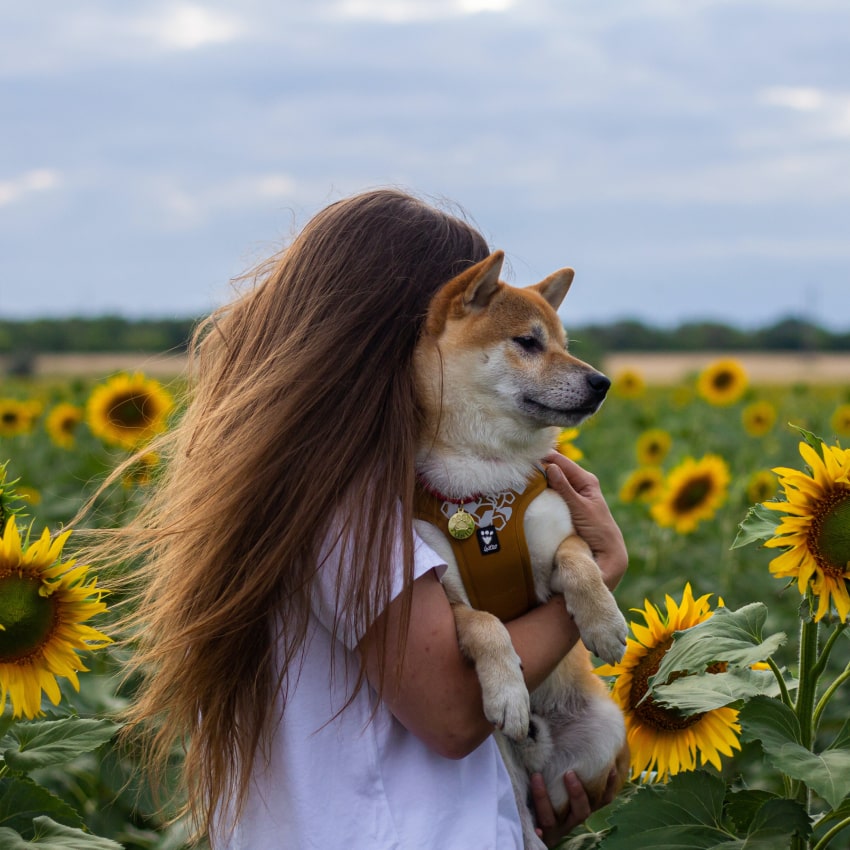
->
[530,768,620,846]
[543,452,628,592]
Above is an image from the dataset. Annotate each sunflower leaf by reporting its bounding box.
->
[648,604,786,689]
[736,797,811,848]
[740,695,802,745]
[827,716,850,751]
[741,696,850,810]
[0,776,83,838]
[599,772,810,849]
[651,668,782,713]
[0,816,123,848]
[3,717,121,772]
[599,770,730,849]
[731,503,781,549]
[724,789,778,834]
[787,424,826,460]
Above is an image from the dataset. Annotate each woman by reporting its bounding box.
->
[109,189,627,847]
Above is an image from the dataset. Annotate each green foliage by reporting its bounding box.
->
[741,698,850,811]
[3,717,122,772]
[0,717,125,848]
[653,604,787,677]
[732,504,781,548]
[3,361,850,848]
[597,771,811,848]
[570,317,850,356]
[1,316,849,357]
[0,816,123,849]
[0,318,197,355]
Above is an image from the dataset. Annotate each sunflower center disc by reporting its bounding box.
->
[813,491,850,576]
[628,641,704,732]
[0,573,57,661]
[108,392,153,430]
[713,371,733,390]
[673,475,712,513]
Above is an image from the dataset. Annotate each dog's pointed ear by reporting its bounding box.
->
[532,268,574,311]
[461,251,504,311]
[422,251,505,338]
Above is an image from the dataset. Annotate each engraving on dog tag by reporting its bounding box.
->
[448,506,475,540]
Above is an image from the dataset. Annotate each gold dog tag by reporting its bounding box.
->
[448,506,475,540]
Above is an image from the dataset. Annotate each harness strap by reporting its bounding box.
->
[414,470,548,622]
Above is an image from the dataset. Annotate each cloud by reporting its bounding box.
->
[131,3,245,51]
[330,0,515,22]
[759,85,850,140]
[761,86,826,112]
[148,172,299,228]
[0,169,60,208]
[0,2,247,75]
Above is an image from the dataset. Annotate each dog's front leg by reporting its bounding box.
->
[451,601,531,741]
[551,536,627,665]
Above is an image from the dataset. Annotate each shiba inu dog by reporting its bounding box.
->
[413,251,630,849]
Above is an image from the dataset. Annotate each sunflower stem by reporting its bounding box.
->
[791,611,819,833]
[767,656,793,709]
[810,622,847,682]
[811,815,850,850]
[795,612,820,750]
[812,662,850,731]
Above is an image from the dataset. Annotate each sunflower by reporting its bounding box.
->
[651,454,730,534]
[46,402,84,449]
[746,470,776,504]
[121,452,160,488]
[612,368,646,399]
[741,400,776,437]
[596,584,741,782]
[15,486,41,507]
[620,468,664,504]
[831,404,850,438]
[763,441,850,622]
[556,428,583,461]
[636,428,672,466]
[0,398,39,438]
[86,372,174,450]
[0,518,112,718]
[696,359,748,406]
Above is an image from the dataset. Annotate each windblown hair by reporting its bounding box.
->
[88,189,490,839]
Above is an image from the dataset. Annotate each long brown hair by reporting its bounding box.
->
[90,189,490,838]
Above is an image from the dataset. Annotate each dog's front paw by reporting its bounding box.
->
[575,602,628,665]
[478,654,531,741]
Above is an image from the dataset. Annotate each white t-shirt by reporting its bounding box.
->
[215,529,522,850]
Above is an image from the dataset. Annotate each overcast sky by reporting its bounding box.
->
[2,0,849,330]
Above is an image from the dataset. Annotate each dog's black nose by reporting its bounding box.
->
[587,372,611,398]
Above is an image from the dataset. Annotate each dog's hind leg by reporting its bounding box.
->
[451,602,531,741]
[496,733,548,850]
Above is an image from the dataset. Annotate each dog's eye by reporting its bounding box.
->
[513,336,542,353]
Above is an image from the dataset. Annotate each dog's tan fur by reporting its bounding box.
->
[413,251,629,849]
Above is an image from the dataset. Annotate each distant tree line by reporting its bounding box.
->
[0,315,848,357]
[0,317,198,355]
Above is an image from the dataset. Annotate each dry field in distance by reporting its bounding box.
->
[3,351,850,385]
[604,351,850,385]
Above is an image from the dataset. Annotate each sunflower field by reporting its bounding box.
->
[1,357,850,849]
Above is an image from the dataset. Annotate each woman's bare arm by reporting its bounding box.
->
[358,569,579,759]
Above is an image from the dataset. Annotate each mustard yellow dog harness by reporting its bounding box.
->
[414,470,548,622]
